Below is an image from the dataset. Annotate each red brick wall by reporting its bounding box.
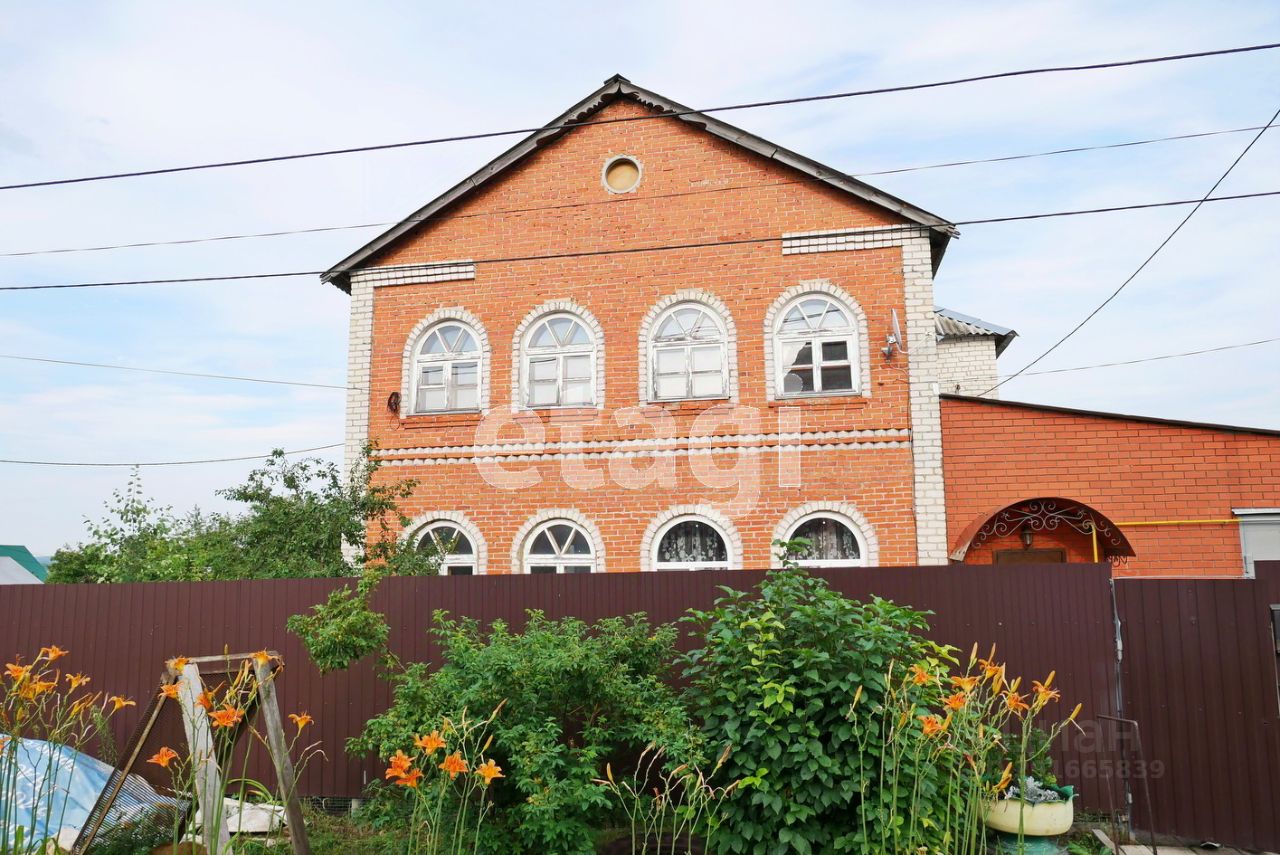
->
[360,98,926,570]
[941,397,1280,577]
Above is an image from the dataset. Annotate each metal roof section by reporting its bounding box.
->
[0,545,47,583]
[935,307,1018,355]
[324,74,957,292]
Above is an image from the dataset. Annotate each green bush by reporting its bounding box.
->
[681,566,951,854]
[349,610,701,855]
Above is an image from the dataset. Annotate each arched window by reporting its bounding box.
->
[650,303,728,401]
[417,521,478,575]
[785,512,867,567]
[521,313,595,407]
[653,516,730,571]
[774,294,859,397]
[412,321,482,412]
[523,520,596,574]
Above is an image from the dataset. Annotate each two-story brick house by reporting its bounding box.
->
[326,75,1280,577]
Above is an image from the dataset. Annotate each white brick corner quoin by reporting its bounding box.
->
[778,226,948,564]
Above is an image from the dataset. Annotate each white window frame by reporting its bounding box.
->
[521,519,597,575]
[1234,508,1280,578]
[411,321,483,413]
[784,511,869,568]
[520,312,597,409]
[651,514,732,571]
[418,520,481,576]
[772,294,861,399]
[648,302,729,402]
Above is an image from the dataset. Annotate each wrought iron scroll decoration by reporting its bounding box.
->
[972,499,1130,558]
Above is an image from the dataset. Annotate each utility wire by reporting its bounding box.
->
[0,123,1267,259]
[0,443,343,467]
[0,353,354,390]
[1002,336,1280,378]
[4,189,1279,292]
[984,106,1280,395]
[2,43,1277,191]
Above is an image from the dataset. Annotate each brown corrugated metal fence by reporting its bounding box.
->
[1114,560,1280,851]
[0,563,1120,808]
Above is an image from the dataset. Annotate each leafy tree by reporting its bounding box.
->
[680,547,952,854]
[47,447,438,583]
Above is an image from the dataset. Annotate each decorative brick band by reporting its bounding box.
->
[780,225,929,255]
[510,299,607,411]
[636,289,739,404]
[639,505,743,572]
[399,306,493,416]
[378,440,912,468]
[508,508,608,574]
[770,502,880,568]
[400,510,489,575]
[352,261,476,288]
[762,279,871,402]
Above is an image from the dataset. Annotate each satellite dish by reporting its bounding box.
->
[883,309,909,358]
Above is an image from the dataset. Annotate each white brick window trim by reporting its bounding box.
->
[637,289,740,404]
[510,299,606,412]
[509,508,607,574]
[763,280,871,402]
[401,510,489,575]
[355,260,476,287]
[639,505,743,572]
[400,306,493,417]
[780,225,929,255]
[770,502,880,568]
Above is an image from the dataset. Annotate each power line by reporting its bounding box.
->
[4,188,1278,293]
[1,123,1267,260]
[1001,336,1280,378]
[0,442,342,467]
[0,353,353,390]
[984,106,1280,395]
[3,43,1277,192]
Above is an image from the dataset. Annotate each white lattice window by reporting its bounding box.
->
[650,303,728,401]
[784,512,867,567]
[522,313,595,408]
[653,516,730,571]
[523,520,596,574]
[417,521,478,576]
[412,321,482,412]
[774,294,860,397]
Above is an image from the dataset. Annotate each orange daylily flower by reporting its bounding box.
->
[168,657,189,672]
[209,706,245,728]
[394,767,424,788]
[196,691,215,711]
[950,675,979,692]
[108,695,135,712]
[32,679,57,696]
[1004,691,1030,716]
[148,747,179,768]
[919,715,947,737]
[39,645,68,662]
[65,673,90,690]
[289,712,313,731]
[159,682,182,700]
[943,692,969,712]
[414,730,447,755]
[909,664,933,686]
[385,750,413,780]
[439,751,469,780]
[476,759,504,786]
[250,650,273,668]
[5,662,31,682]
[1031,680,1061,708]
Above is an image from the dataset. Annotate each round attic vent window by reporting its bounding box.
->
[602,156,642,194]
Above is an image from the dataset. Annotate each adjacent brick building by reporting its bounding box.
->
[326,75,1280,577]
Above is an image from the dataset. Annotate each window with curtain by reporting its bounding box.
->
[774,294,859,397]
[654,518,730,570]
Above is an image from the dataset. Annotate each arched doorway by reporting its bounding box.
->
[950,498,1135,566]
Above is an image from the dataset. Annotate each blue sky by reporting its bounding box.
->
[2,1,1278,554]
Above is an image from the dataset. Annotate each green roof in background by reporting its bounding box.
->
[0,545,48,582]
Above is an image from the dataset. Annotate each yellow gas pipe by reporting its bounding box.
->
[1091,518,1241,564]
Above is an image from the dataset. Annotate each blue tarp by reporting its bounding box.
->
[0,738,167,844]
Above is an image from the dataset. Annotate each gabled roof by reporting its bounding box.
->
[0,545,47,583]
[324,75,957,292]
[935,307,1017,355]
